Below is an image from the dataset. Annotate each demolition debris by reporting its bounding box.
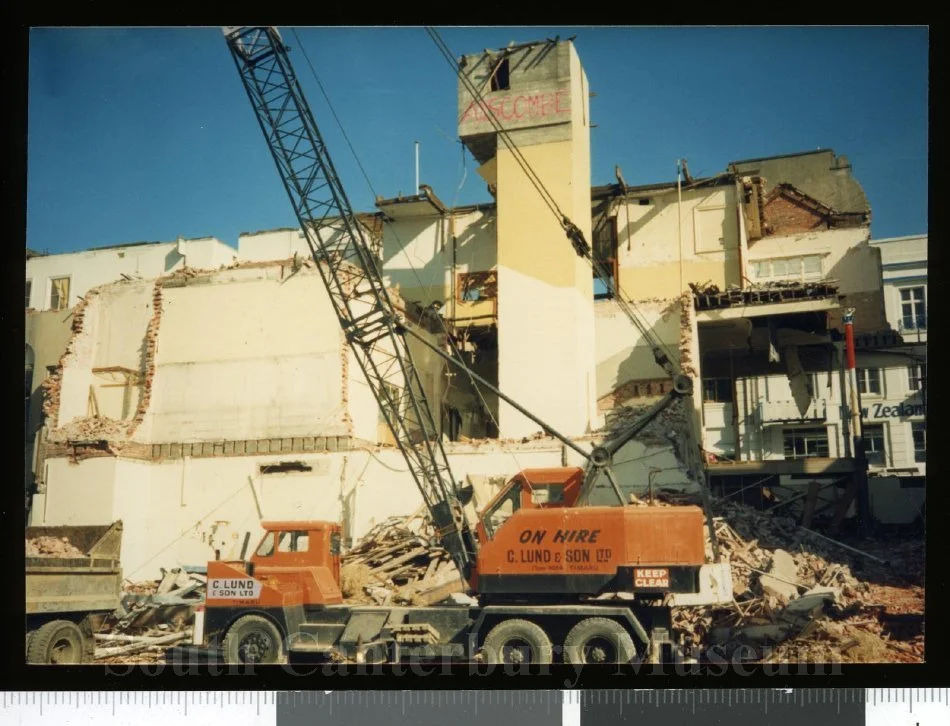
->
[340,512,468,607]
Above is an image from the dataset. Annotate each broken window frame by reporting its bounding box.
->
[488,55,510,92]
[49,276,71,311]
[782,426,830,460]
[911,422,926,463]
[457,270,497,303]
[899,286,926,331]
[862,423,887,467]
[592,214,619,300]
[857,367,883,397]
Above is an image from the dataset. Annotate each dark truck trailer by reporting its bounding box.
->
[26,521,123,664]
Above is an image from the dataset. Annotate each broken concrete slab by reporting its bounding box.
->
[759,549,800,603]
[786,586,840,614]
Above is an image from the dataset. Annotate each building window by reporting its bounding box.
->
[489,57,510,91]
[751,255,823,283]
[857,368,882,396]
[592,215,618,300]
[908,363,926,391]
[783,427,830,459]
[862,423,886,466]
[702,378,733,403]
[458,270,497,302]
[25,280,32,308]
[49,277,70,311]
[911,422,926,463]
[900,286,926,331]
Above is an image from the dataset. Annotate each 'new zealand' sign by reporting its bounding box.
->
[862,402,925,419]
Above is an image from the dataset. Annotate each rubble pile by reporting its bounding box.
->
[668,494,924,663]
[93,567,205,663]
[26,536,85,558]
[601,396,692,449]
[341,514,467,607]
[46,415,131,444]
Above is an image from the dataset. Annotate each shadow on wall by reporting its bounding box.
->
[382,213,496,309]
[164,247,184,273]
[825,241,887,335]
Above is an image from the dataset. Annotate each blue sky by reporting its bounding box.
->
[27,26,928,254]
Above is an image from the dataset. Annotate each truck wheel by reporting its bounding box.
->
[482,619,553,665]
[223,615,285,665]
[563,617,637,665]
[27,620,86,665]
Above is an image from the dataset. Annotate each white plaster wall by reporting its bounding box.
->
[381,209,496,308]
[238,221,375,264]
[237,229,307,262]
[140,268,348,443]
[177,238,239,269]
[56,295,102,426]
[594,299,682,400]
[616,187,738,267]
[25,239,237,311]
[41,457,117,525]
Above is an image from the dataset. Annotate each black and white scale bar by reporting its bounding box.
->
[2,689,947,725]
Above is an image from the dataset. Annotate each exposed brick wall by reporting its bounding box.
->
[125,279,164,439]
[598,377,675,412]
[677,292,698,378]
[763,193,827,236]
[41,288,99,428]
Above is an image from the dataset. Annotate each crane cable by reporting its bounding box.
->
[424,27,679,374]
[288,27,532,479]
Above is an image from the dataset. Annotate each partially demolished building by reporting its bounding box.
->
[24,37,924,580]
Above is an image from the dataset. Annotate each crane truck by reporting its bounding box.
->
[166,26,729,667]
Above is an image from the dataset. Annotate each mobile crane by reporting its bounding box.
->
[166,26,729,667]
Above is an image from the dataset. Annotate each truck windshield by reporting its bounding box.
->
[483,485,521,539]
[255,533,275,558]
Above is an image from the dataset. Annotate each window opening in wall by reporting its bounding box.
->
[783,427,829,459]
[638,198,651,206]
[857,368,883,396]
[911,422,926,463]
[862,423,886,466]
[751,255,823,283]
[900,286,926,331]
[489,56,510,91]
[49,277,70,311]
[25,280,32,308]
[908,363,926,391]
[702,378,733,403]
[592,215,618,300]
[458,270,497,302]
[259,461,313,475]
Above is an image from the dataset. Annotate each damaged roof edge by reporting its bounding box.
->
[591,173,735,201]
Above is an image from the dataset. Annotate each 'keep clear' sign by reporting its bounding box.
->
[208,578,263,600]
